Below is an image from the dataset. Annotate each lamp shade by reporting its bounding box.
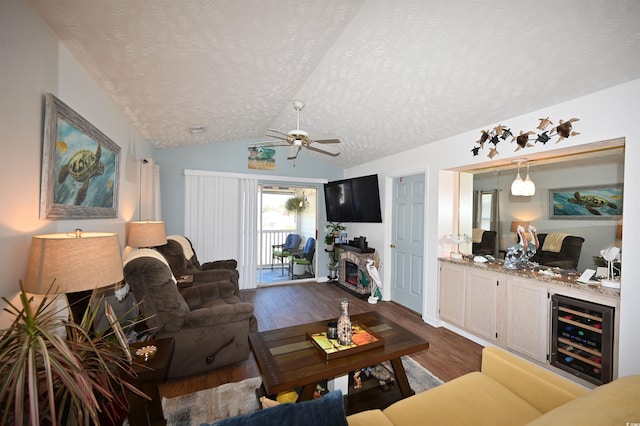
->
[128,221,167,248]
[23,231,123,294]
[510,221,530,232]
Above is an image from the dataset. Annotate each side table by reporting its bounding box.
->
[127,337,175,426]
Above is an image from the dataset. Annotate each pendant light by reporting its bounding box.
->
[521,162,536,196]
[511,159,535,196]
[510,159,525,196]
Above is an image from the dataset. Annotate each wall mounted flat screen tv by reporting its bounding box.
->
[324,174,382,223]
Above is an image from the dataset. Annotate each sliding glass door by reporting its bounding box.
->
[257,185,317,285]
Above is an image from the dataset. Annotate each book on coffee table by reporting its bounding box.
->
[307,323,384,360]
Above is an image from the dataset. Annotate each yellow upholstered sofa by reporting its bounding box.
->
[347,347,640,426]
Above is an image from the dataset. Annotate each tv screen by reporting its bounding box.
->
[324,179,353,222]
[350,174,382,223]
[324,174,382,223]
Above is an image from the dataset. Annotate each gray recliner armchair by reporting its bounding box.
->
[472,230,497,256]
[123,249,257,378]
[529,233,585,270]
[155,235,240,293]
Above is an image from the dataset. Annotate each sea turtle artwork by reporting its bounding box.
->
[514,130,535,151]
[568,191,617,215]
[58,143,104,205]
[476,130,490,149]
[537,117,553,131]
[550,118,580,143]
[535,131,551,145]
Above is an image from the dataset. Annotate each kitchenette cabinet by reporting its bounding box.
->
[438,258,620,385]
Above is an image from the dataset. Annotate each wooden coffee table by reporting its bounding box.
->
[249,311,429,414]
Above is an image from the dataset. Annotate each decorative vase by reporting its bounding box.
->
[337,298,352,346]
[328,267,338,280]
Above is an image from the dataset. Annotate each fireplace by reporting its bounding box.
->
[345,261,359,285]
[337,247,375,298]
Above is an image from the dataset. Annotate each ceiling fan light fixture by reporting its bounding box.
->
[289,129,308,137]
[254,100,341,161]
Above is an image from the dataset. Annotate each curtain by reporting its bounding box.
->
[490,189,501,257]
[140,159,162,220]
[474,189,501,257]
[184,173,258,290]
[473,190,481,228]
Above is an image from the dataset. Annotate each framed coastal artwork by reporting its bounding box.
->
[549,184,623,219]
[40,93,120,219]
[248,146,276,170]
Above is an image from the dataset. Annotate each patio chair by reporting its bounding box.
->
[291,237,316,278]
[272,233,301,271]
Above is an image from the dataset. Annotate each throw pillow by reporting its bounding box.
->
[210,390,347,426]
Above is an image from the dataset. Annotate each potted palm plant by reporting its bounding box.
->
[0,282,145,425]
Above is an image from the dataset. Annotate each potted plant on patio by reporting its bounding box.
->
[0,282,145,425]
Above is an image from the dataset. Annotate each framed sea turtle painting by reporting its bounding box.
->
[40,93,120,219]
[549,184,623,219]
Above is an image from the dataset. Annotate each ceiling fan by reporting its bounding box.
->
[251,100,341,161]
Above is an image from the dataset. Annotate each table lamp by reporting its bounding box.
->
[23,229,124,323]
[128,220,167,248]
[510,221,530,242]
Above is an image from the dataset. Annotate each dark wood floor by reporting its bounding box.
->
[158,282,483,398]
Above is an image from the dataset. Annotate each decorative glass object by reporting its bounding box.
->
[337,298,352,346]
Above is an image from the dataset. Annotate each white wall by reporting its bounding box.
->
[345,79,640,378]
[0,0,153,313]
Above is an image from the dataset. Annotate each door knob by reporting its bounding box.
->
[390,244,396,248]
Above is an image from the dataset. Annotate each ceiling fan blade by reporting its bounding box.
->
[249,140,290,148]
[312,138,341,144]
[287,145,301,160]
[266,128,291,137]
[310,133,341,144]
[306,142,341,157]
[265,134,292,142]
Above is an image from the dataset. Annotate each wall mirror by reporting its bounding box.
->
[456,138,624,272]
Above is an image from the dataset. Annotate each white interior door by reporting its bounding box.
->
[390,174,425,313]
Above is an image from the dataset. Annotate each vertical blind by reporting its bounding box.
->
[185,172,258,289]
[140,158,162,220]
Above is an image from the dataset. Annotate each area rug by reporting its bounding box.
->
[162,356,442,425]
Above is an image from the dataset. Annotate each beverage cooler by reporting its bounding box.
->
[550,294,614,386]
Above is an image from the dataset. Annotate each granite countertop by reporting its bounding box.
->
[439,256,621,298]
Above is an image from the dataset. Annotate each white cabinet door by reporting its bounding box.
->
[506,277,549,362]
[439,262,465,328]
[465,269,498,342]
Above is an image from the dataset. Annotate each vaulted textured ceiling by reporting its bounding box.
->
[27,0,640,168]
